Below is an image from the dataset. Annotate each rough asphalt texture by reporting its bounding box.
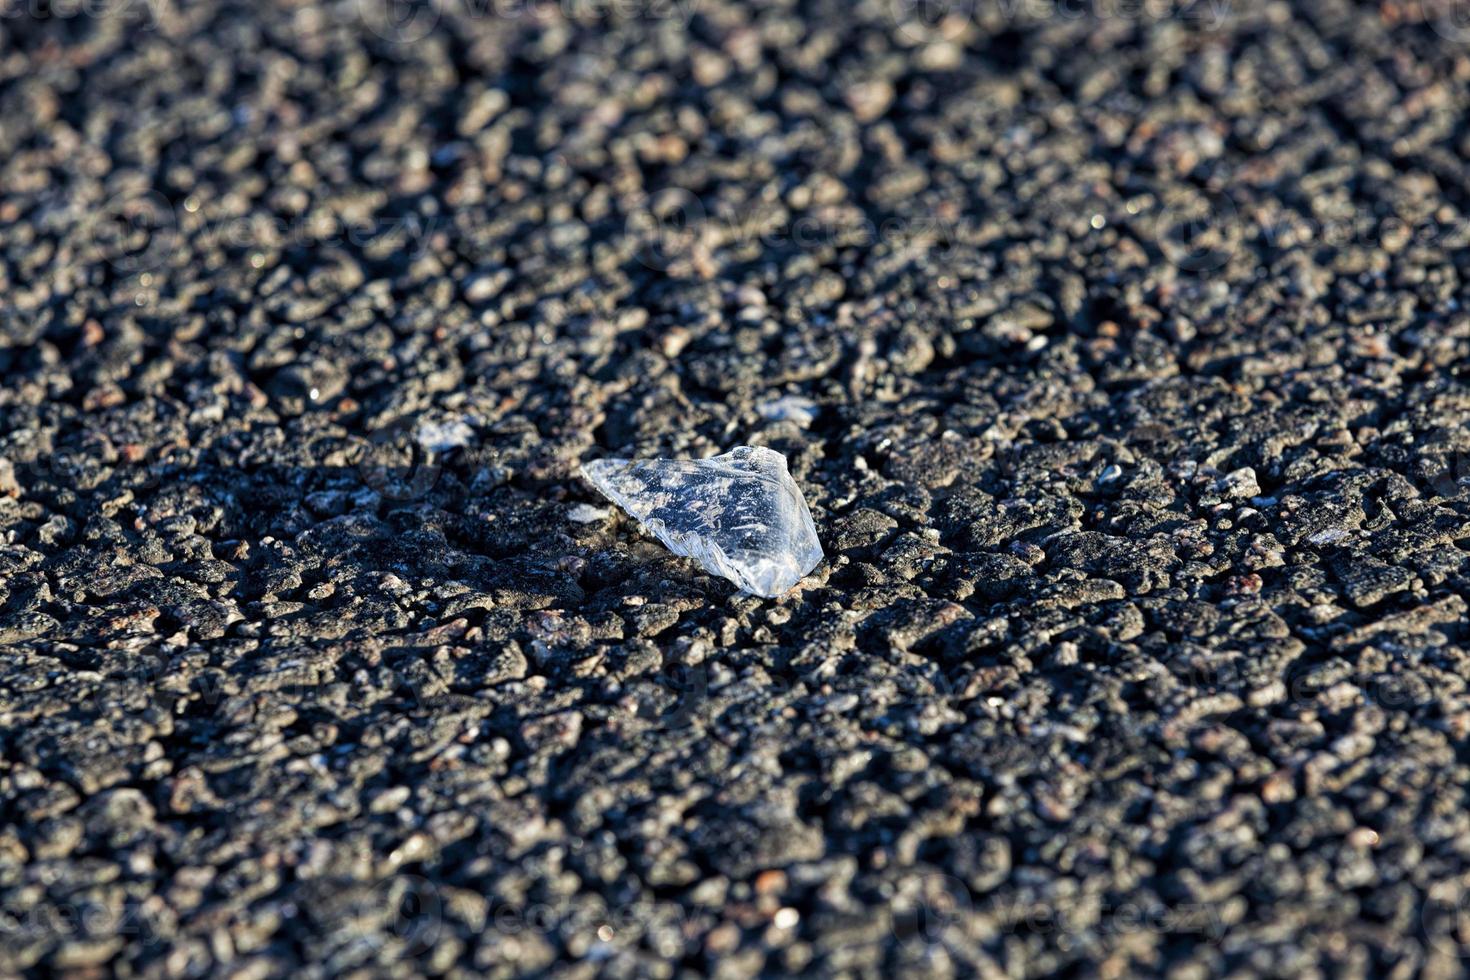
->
[4,0,1470,975]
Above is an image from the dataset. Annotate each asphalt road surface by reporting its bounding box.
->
[4,0,1470,975]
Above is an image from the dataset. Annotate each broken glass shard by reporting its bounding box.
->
[580,445,823,597]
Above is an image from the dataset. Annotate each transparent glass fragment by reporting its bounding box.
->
[580,446,824,597]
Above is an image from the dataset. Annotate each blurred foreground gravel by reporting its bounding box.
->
[4,0,1470,975]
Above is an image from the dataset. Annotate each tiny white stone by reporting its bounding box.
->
[568,503,610,523]
[757,395,819,426]
[1216,466,1261,499]
[415,419,475,453]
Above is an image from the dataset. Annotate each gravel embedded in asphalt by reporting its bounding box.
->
[3,0,1470,975]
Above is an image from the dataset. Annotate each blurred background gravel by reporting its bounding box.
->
[4,0,1470,975]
